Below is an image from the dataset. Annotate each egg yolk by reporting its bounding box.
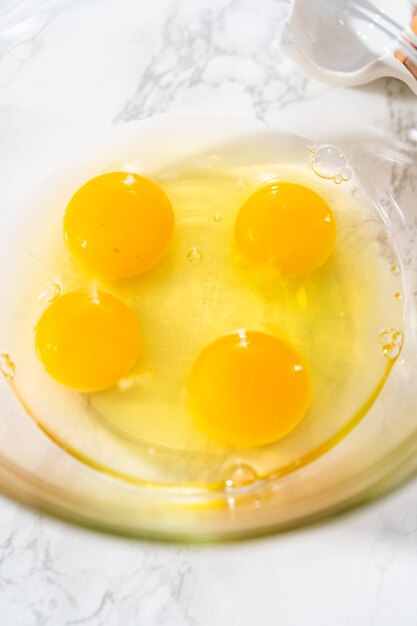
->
[64,172,175,279]
[187,330,311,448]
[235,182,336,277]
[35,290,140,392]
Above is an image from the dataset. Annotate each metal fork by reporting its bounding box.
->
[334,0,417,70]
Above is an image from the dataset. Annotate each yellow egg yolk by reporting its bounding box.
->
[187,330,311,448]
[235,182,336,277]
[64,172,175,279]
[35,290,140,391]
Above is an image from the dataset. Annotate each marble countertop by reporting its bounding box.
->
[0,481,416,626]
[0,0,416,624]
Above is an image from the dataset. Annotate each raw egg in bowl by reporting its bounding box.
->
[0,115,416,540]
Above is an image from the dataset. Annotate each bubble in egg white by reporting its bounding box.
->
[308,144,351,184]
[188,247,202,263]
[38,281,61,303]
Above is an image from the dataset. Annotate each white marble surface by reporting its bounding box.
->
[0,481,415,626]
[0,0,416,624]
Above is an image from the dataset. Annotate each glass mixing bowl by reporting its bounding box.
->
[0,0,416,541]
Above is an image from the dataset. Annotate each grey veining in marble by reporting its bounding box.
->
[0,483,416,626]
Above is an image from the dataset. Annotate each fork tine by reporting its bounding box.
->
[347,2,417,69]
[350,1,404,34]
[405,28,417,48]
[397,38,417,69]
[347,4,402,39]
[348,1,417,52]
